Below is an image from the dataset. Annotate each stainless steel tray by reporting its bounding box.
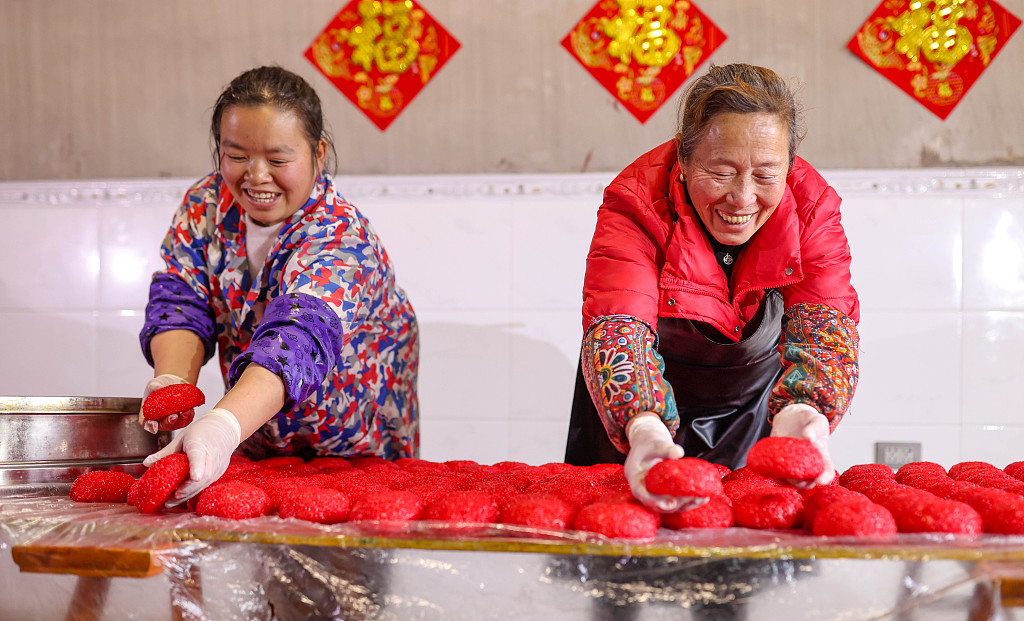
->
[0,396,171,497]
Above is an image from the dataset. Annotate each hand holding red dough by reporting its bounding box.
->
[746,436,825,482]
[645,457,724,505]
[766,403,836,487]
[130,453,191,513]
[623,415,691,512]
[142,384,206,431]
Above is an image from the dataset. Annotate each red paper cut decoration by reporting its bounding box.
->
[305,0,461,131]
[848,0,1021,120]
[561,0,726,124]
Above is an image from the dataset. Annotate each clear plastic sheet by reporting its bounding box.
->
[2,495,1024,620]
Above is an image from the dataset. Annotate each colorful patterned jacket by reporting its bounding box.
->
[140,171,419,459]
[581,141,860,452]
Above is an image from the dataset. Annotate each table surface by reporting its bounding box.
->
[5,495,1024,619]
[5,495,1024,570]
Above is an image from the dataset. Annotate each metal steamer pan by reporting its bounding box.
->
[0,396,171,497]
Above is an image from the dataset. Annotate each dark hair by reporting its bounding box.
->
[211,66,337,174]
[675,63,805,167]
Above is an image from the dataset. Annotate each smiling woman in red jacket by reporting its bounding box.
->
[565,64,860,513]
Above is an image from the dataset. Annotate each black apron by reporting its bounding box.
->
[565,290,784,470]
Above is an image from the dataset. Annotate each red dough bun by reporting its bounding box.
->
[733,488,805,530]
[882,489,982,535]
[306,456,353,471]
[841,476,902,500]
[589,490,639,506]
[951,487,1024,535]
[1005,461,1024,481]
[524,474,598,508]
[924,478,977,500]
[400,476,471,506]
[70,470,137,503]
[131,453,191,514]
[142,384,205,431]
[572,502,661,540]
[709,462,733,478]
[722,472,781,504]
[257,456,306,470]
[319,470,389,496]
[395,457,451,472]
[948,461,994,480]
[501,495,576,531]
[812,500,898,537]
[645,457,725,498]
[195,481,272,520]
[277,487,352,524]
[838,464,894,487]
[262,476,335,510]
[126,478,143,507]
[895,461,947,483]
[947,461,1020,488]
[348,490,425,523]
[661,498,734,530]
[422,490,500,524]
[461,476,528,507]
[745,437,824,481]
[803,485,871,530]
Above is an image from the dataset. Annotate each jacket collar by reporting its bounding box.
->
[211,173,333,333]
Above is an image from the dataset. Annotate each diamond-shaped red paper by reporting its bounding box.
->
[848,0,1020,120]
[305,0,461,131]
[561,0,726,124]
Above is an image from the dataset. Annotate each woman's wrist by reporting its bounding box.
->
[215,364,287,440]
[625,412,664,438]
[150,330,205,384]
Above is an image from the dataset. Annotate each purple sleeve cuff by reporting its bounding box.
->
[139,273,217,366]
[228,292,343,409]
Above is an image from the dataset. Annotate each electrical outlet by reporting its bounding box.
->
[875,442,922,470]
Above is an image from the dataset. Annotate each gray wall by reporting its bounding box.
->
[3,0,1022,181]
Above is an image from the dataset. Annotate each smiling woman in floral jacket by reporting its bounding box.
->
[139,66,418,504]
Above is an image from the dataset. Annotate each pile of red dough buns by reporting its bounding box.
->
[69,436,1024,539]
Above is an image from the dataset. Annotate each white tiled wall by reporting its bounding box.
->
[1,169,1023,471]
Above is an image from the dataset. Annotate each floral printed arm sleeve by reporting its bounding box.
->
[769,303,860,432]
[581,315,679,453]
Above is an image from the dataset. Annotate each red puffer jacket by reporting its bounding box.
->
[583,141,859,340]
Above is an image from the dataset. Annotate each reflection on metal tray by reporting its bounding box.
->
[0,396,170,497]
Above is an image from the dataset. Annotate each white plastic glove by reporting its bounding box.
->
[138,373,189,434]
[142,408,242,506]
[770,403,836,488]
[624,415,707,513]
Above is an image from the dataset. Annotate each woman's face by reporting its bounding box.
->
[680,112,790,246]
[218,105,326,226]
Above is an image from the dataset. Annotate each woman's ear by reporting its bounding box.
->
[677,156,690,183]
[316,138,328,172]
